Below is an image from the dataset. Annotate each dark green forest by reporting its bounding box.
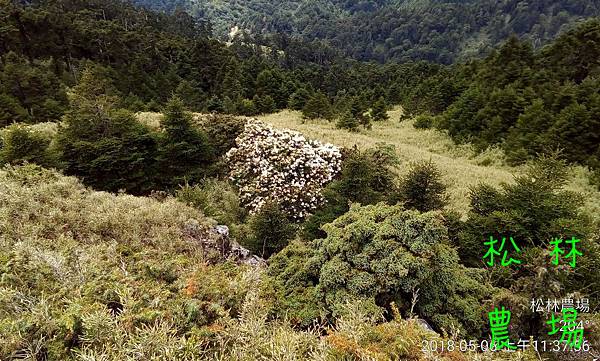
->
[411,22,600,183]
[136,0,600,63]
[3,0,599,180]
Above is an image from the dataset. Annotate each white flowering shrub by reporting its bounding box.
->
[225,120,342,219]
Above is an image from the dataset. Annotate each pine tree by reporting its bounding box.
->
[336,111,359,132]
[0,51,68,123]
[0,93,28,127]
[254,94,277,114]
[175,80,206,111]
[399,160,447,212]
[158,96,214,187]
[57,69,158,194]
[302,92,333,120]
[206,96,224,113]
[288,87,311,110]
[370,96,389,121]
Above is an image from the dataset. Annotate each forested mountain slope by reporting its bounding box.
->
[135,0,600,63]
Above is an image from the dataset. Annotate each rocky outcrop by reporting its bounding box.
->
[183,220,266,266]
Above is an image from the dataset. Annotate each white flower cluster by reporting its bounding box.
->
[225,120,342,219]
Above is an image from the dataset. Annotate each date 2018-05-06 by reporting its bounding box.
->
[421,339,592,353]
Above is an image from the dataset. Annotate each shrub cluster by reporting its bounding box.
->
[244,202,297,258]
[0,123,58,168]
[226,120,342,219]
[270,203,491,337]
[303,144,400,240]
[54,68,217,194]
[413,114,436,129]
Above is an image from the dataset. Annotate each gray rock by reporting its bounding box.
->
[214,225,230,237]
[210,224,266,267]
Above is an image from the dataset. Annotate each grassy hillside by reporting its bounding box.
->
[0,165,540,361]
[2,109,598,359]
[258,108,600,219]
[135,108,600,218]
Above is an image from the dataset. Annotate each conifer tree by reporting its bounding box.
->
[288,87,311,111]
[336,111,359,132]
[158,96,214,187]
[206,96,224,113]
[57,67,158,194]
[254,94,277,114]
[175,80,205,111]
[302,92,333,120]
[370,96,389,121]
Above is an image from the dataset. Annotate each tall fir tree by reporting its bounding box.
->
[158,96,214,187]
[302,92,333,120]
[370,96,389,121]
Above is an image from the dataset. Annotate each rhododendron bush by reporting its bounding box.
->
[226,120,342,219]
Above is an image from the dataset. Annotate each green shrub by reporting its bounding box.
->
[456,155,593,338]
[236,98,258,116]
[0,93,29,126]
[58,108,159,194]
[398,160,447,212]
[459,155,588,266]
[243,202,296,258]
[413,114,435,129]
[303,144,400,240]
[272,203,491,337]
[0,124,57,167]
[253,95,277,114]
[196,114,246,159]
[206,96,224,113]
[592,168,600,190]
[176,179,246,226]
[335,111,359,132]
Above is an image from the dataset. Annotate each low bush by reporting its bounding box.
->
[176,179,247,226]
[459,155,589,266]
[413,114,436,129]
[456,155,595,340]
[196,114,246,159]
[244,202,296,258]
[0,124,58,168]
[272,203,492,338]
[303,144,400,240]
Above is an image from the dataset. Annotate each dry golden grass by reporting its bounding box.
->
[257,108,600,219]
[136,111,163,129]
[132,109,600,219]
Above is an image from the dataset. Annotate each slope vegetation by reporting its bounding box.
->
[258,109,600,218]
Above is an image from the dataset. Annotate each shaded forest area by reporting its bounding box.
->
[136,0,600,63]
